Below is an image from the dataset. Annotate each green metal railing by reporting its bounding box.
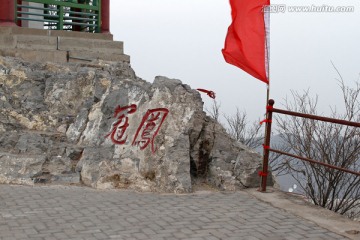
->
[15,0,101,33]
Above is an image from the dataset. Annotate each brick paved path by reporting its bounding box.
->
[0,184,349,240]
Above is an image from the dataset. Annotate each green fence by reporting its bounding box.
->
[15,0,101,33]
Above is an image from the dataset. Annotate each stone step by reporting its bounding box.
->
[15,34,58,50]
[0,35,16,48]
[57,36,124,54]
[0,26,113,41]
[0,48,66,62]
[0,34,124,54]
[67,50,130,63]
[0,26,127,63]
[0,34,52,50]
[0,48,129,63]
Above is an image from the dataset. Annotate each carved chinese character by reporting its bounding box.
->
[105,104,137,145]
[132,108,169,153]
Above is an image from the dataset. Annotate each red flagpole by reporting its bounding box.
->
[0,0,17,26]
[101,0,110,34]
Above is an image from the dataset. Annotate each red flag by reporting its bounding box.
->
[222,0,270,84]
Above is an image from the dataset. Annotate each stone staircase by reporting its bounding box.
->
[0,26,130,63]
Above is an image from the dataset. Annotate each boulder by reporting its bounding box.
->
[0,56,272,192]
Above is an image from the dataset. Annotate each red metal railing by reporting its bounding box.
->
[260,99,360,192]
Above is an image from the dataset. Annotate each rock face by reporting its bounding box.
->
[0,56,272,192]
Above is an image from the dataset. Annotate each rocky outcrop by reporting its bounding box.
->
[0,56,272,192]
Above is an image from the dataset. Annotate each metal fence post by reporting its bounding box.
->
[260,99,274,192]
[57,5,63,30]
[96,0,101,33]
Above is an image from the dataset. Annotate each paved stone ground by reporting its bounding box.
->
[0,184,350,240]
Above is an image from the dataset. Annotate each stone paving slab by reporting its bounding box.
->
[0,184,354,240]
[246,188,360,240]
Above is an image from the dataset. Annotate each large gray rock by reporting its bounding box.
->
[0,56,272,192]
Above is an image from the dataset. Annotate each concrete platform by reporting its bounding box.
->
[246,188,360,240]
[0,26,113,40]
[0,26,129,63]
[0,184,358,240]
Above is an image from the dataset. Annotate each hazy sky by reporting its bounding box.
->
[110,0,360,124]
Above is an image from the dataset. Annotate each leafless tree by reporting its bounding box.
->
[206,99,285,185]
[205,99,221,123]
[275,78,360,218]
[206,100,267,149]
[224,108,263,149]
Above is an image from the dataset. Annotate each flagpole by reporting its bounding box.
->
[266,81,270,107]
[264,3,270,105]
[221,0,272,190]
[261,3,271,191]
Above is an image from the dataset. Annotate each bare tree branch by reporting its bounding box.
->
[224,108,263,149]
[274,76,360,219]
[205,100,221,123]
